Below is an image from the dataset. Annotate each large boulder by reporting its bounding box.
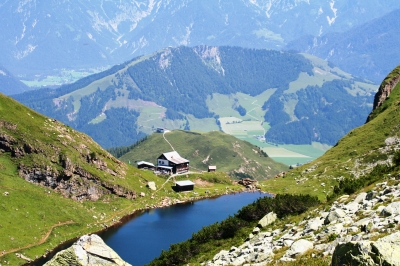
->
[353,192,367,204]
[285,239,314,258]
[324,208,346,225]
[44,234,131,266]
[331,232,400,266]
[331,241,375,266]
[305,217,324,232]
[147,181,157,191]
[258,212,277,228]
[381,202,400,217]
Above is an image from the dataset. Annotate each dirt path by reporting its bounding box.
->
[2,220,75,257]
[163,131,175,151]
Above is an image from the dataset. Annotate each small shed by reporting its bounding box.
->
[208,165,217,172]
[137,161,155,170]
[175,180,195,192]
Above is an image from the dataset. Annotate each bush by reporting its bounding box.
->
[328,164,391,201]
[393,150,400,166]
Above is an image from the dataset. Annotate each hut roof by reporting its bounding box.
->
[175,180,195,186]
[162,151,189,164]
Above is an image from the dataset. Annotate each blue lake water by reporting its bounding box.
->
[100,192,268,265]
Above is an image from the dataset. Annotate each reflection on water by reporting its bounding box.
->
[101,192,267,265]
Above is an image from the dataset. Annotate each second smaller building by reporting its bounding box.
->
[175,180,195,192]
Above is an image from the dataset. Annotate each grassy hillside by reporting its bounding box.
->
[118,130,288,180]
[0,94,243,265]
[260,65,400,200]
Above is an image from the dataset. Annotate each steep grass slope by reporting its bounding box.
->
[0,94,240,265]
[118,130,288,180]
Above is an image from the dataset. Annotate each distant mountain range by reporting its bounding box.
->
[0,65,29,95]
[1,0,399,79]
[14,46,376,148]
[286,8,400,83]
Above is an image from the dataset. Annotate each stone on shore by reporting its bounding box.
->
[44,234,131,266]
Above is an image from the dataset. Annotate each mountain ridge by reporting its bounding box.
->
[13,46,376,148]
[286,8,400,83]
[2,0,400,79]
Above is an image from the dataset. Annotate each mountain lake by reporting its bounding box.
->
[100,192,268,265]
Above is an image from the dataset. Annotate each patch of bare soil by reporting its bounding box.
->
[194,178,214,188]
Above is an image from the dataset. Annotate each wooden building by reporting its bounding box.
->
[208,165,217,172]
[157,151,189,174]
[155,127,165,133]
[137,161,155,170]
[175,180,195,192]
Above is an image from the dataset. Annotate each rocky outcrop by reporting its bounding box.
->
[205,178,400,266]
[44,234,131,266]
[18,164,136,201]
[372,67,400,110]
[0,124,136,202]
[332,232,400,266]
[238,178,258,189]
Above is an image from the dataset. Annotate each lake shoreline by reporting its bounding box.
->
[27,188,269,265]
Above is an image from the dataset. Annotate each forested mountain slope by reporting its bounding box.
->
[14,46,376,148]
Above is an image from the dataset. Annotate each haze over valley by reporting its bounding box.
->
[1,1,400,265]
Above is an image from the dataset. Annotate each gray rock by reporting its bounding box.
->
[331,232,400,266]
[344,202,359,213]
[44,234,131,266]
[231,256,246,266]
[325,223,344,235]
[283,239,294,247]
[285,239,313,258]
[371,231,400,265]
[325,208,346,224]
[305,217,324,232]
[147,181,157,191]
[366,191,377,201]
[353,192,367,203]
[382,202,400,217]
[331,241,375,266]
[258,212,277,228]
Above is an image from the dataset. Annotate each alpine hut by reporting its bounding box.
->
[157,151,189,174]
